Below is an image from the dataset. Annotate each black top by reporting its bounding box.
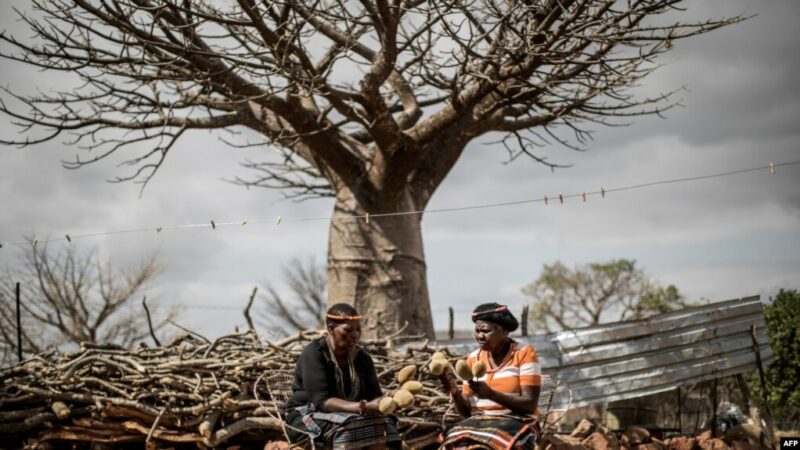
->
[285,336,383,412]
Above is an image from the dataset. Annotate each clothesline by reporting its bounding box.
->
[1,160,796,249]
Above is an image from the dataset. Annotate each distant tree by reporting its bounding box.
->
[0,1,740,339]
[259,257,326,334]
[522,259,687,332]
[0,241,175,358]
[748,289,800,428]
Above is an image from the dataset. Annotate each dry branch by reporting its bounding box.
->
[1,330,463,448]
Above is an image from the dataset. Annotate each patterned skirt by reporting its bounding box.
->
[440,414,538,450]
[285,405,401,449]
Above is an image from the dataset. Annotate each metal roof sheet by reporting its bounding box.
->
[434,296,772,409]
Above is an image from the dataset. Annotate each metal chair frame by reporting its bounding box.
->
[256,369,315,450]
[537,374,573,436]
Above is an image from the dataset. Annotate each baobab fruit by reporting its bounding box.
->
[401,380,424,395]
[429,358,448,375]
[471,361,487,379]
[397,365,417,384]
[393,389,414,408]
[379,396,397,414]
[430,351,450,375]
[431,351,447,361]
[455,359,473,381]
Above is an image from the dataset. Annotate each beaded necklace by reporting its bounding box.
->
[325,334,360,401]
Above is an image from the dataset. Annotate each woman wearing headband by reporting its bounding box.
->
[440,302,542,449]
[284,303,401,449]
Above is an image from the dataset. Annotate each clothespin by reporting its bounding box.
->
[581,192,587,202]
[156,226,163,233]
[601,188,606,199]
[769,161,775,175]
[276,216,282,225]
[365,213,370,225]
[210,220,216,230]
[558,193,564,204]
[544,195,549,206]
[65,234,72,243]
[241,220,248,226]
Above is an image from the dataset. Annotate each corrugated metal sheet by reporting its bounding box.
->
[434,296,773,409]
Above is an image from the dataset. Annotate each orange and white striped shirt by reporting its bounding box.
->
[462,342,541,416]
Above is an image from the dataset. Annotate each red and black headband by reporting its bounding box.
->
[471,305,508,318]
[471,303,519,331]
[326,313,362,321]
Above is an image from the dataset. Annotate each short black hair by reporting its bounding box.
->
[325,303,360,327]
[471,302,519,332]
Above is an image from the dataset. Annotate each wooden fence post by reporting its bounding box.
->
[711,378,718,437]
[448,307,454,340]
[521,305,529,337]
[16,282,23,362]
[735,374,752,416]
[751,324,777,450]
[676,386,682,434]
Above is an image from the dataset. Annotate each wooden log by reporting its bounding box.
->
[36,428,143,444]
[0,406,46,422]
[0,412,54,433]
[198,409,221,439]
[50,401,70,419]
[207,417,284,447]
[122,420,203,443]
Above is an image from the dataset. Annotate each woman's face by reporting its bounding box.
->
[329,320,361,352]
[474,320,508,352]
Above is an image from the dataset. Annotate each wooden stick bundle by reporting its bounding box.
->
[1,330,463,448]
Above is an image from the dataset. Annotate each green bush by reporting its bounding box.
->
[749,289,800,429]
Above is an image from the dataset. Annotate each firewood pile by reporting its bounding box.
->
[0,330,459,450]
[546,419,768,450]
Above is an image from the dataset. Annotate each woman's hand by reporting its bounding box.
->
[439,371,460,397]
[467,380,495,400]
[365,397,383,415]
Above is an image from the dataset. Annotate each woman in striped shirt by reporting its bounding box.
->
[440,303,542,450]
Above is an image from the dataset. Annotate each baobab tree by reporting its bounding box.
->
[0,1,739,338]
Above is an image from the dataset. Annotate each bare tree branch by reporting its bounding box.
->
[142,296,161,347]
[0,2,742,338]
[0,0,742,204]
[0,240,178,355]
[243,286,258,339]
[258,257,326,335]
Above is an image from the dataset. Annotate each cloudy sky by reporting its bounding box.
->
[1,1,798,339]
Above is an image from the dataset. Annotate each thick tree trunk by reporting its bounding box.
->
[326,187,435,340]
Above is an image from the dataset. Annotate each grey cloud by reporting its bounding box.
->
[612,2,800,146]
